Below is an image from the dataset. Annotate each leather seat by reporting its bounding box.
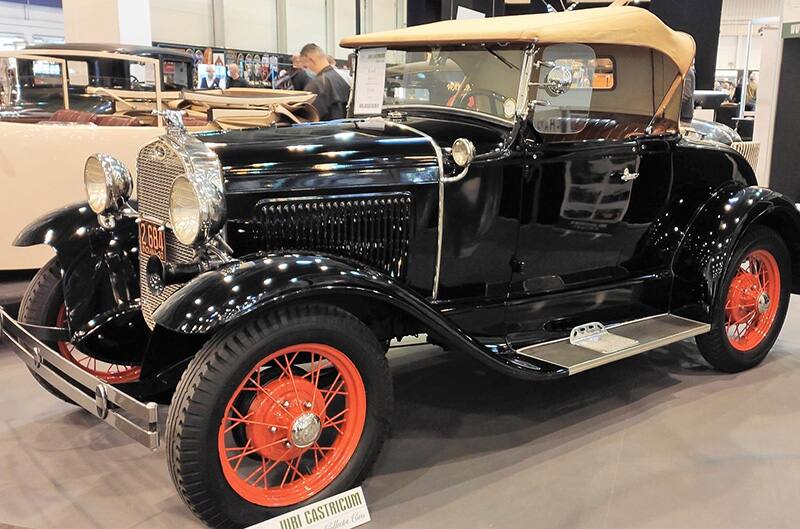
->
[544,113,670,143]
[93,115,141,127]
[48,109,95,124]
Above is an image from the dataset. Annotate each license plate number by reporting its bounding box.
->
[139,220,166,261]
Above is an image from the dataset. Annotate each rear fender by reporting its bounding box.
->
[670,185,800,320]
[151,253,568,381]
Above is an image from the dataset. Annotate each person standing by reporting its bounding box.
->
[300,43,351,120]
[288,54,311,91]
[746,72,758,110]
[226,63,249,88]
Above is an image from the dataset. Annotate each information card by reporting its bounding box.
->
[353,47,387,116]
[246,487,371,529]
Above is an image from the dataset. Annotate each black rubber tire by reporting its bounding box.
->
[696,225,791,373]
[18,257,76,404]
[166,304,393,529]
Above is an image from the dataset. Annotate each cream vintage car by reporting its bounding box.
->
[0,44,316,270]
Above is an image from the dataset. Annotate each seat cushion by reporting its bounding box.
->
[93,115,142,127]
[48,109,95,124]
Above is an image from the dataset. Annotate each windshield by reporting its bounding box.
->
[358,47,525,122]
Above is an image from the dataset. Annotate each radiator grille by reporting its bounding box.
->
[731,141,760,171]
[260,194,413,278]
[136,140,196,328]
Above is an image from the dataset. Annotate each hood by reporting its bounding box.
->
[196,118,440,190]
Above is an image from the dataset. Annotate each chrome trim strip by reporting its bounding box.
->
[383,118,446,300]
[383,104,514,128]
[516,44,537,118]
[0,308,159,449]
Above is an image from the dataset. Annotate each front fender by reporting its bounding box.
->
[14,201,103,249]
[14,202,143,344]
[670,185,800,320]
[154,253,442,334]
[152,252,569,382]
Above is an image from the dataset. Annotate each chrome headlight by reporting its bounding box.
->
[169,175,225,245]
[84,154,133,214]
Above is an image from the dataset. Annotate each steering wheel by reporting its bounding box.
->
[92,87,137,110]
[450,88,507,115]
[129,74,142,88]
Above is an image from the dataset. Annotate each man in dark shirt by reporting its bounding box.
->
[300,43,351,121]
[226,63,249,88]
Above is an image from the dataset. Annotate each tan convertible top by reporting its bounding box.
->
[340,6,695,75]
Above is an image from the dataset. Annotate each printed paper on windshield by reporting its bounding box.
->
[353,47,387,116]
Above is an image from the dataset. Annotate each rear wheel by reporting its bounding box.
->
[18,257,141,403]
[166,304,392,528]
[696,226,791,372]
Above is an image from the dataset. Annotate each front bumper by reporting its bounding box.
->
[0,307,160,449]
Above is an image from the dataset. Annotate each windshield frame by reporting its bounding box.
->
[350,44,536,127]
[0,53,69,110]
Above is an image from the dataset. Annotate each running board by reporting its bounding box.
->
[516,314,710,375]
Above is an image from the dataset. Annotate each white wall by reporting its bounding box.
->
[285,0,326,55]
[369,0,398,32]
[716,32,764,70]
[0,0,403,55]
[0,1,63,48]
[150,0,214,46]
[332,0,356,57]
[222,0,278,52]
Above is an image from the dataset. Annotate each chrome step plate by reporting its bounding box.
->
[516,314,710,375]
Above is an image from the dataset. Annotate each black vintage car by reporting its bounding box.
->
[2,6,799,529]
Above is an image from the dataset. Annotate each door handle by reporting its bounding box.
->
[620,167,639,182]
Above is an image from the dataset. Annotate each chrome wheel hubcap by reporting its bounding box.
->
[757,292,771,314]
[290,412,322,448]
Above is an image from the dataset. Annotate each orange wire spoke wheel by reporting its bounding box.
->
[55,305,141,384]
[218,343,367,507]
[724,249,781,352]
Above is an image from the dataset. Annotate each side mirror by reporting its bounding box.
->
[544,65,573,96]
[529,64,573,98]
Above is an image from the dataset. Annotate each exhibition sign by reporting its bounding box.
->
[246,487,371,529]
[783,21,800,38]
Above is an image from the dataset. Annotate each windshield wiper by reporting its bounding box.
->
[486,48,519,71]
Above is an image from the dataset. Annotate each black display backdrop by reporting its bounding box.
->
[650,0,723,90]
[769,38,800,200]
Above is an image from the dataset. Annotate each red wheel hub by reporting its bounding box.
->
[218,343,366,507]
[56,305,141,384]
[243,376,325,462]
[724,249,781,351]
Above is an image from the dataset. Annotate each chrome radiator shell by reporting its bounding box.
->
[135,137,208,329]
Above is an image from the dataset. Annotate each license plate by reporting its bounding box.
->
[139,219,166,261]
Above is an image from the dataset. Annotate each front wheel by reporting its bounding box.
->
[166,304,393,529]
[696,225,791,372]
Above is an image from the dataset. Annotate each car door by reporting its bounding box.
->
[505,135,673,347]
